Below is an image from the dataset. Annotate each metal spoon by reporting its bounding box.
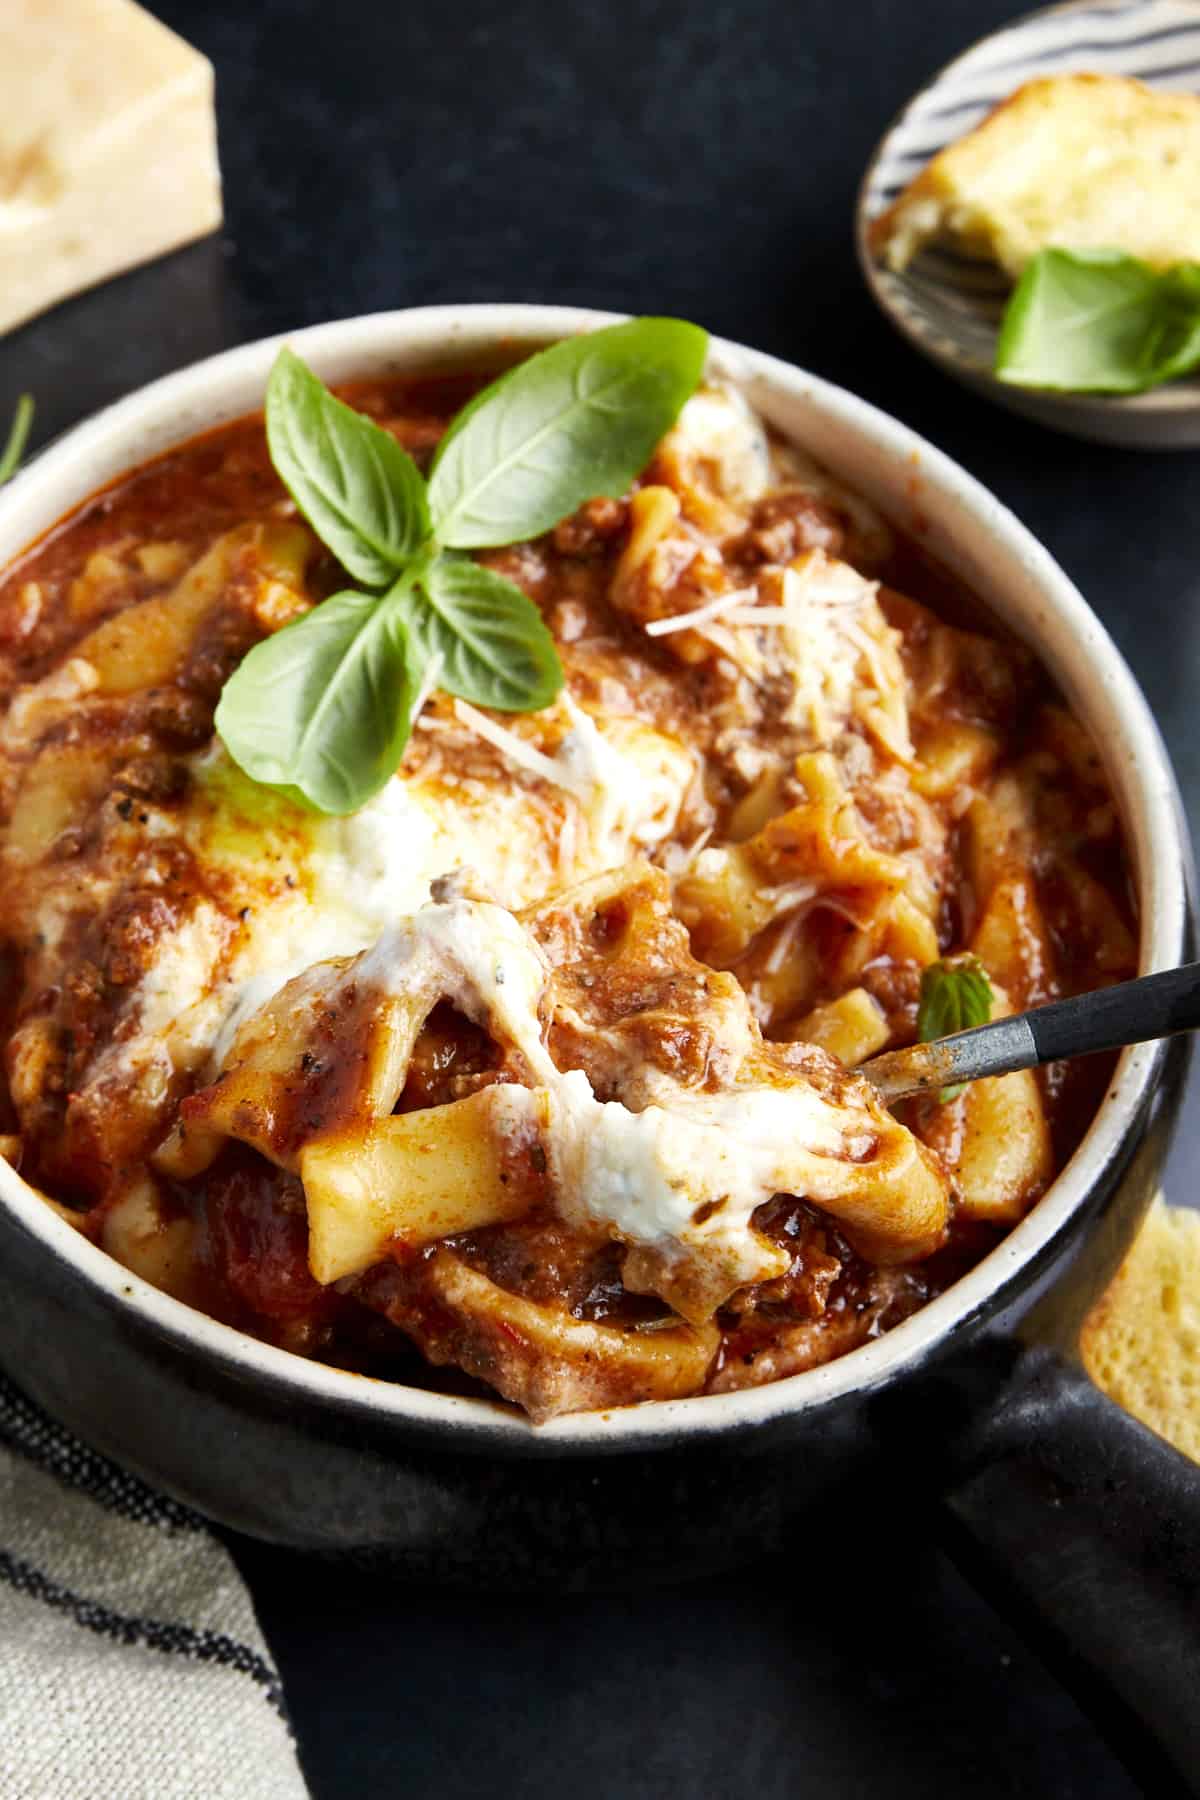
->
[860,961,1200,1104]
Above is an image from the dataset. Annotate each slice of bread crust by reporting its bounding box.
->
[870,73,1200,279]
[1081,1196,1200,1465]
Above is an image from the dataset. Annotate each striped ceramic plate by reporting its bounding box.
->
[857,0,1200,449]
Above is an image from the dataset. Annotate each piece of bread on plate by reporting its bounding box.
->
[1081,1196,1200,1464]
[869,73,1200,279]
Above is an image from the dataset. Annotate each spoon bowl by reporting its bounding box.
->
[863,961,1200,1102]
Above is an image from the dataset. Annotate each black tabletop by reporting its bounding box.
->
[4,1,1197,1793]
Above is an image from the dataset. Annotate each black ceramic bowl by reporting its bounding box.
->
[0,308,1194,1787]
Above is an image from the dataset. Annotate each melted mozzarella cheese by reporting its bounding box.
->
[450,694,695,873]
[356,896,556,1074]
[661,384,772,505]
[177,758,458,1069]
[294,895,866,1296]
[546,1071,846,1292]
[555,698,695,865]
[118,691,694,1080]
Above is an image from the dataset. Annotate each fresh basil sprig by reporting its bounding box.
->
[216,319,707,813]
[995,249,1200,395]
[916,955,994,1103]
[0,395,33,486]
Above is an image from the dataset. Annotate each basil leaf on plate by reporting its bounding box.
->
[995,249,1200,394]
[917,956,994,1102]
[266,348,431,586]
[0,394,33,485]
[426,317,708,548]
[215,585,418,814]
[410,555,563,711]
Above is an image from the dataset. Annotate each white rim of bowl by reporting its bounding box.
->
[855,0,1200,416]
[0,303,1185,1450]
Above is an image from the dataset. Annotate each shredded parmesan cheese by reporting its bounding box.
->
[407,650,444,727]
[764,911,803,976]
[452,697,574,791]
[643,585,758,637]
[692,621,764,675]
[450,693,694,871]
[774,551,911,753]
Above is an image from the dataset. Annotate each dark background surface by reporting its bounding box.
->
[2,0,1197,1794]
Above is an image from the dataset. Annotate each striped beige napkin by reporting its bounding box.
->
[0,1374,308,1799]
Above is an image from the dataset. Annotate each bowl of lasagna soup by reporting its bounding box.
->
[0,307,1187,1592]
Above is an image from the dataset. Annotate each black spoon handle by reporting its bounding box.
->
[861,962,1200,1103]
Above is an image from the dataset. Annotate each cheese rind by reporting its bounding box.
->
[0,0,222,335]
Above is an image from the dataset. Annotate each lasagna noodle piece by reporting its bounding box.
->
[388,1249,722,1422]
[869,74,1200,278]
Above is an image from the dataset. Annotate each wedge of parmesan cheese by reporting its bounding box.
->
[0,0,222,335]
[870,74,1200,280]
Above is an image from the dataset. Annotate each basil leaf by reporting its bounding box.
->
[0,394,33,485]
[995,249,1200,394]
[426,317,708,548]
[410,555,563,711]
[266,348,431,586]
[917,956,994,1102]
[215,586,419,815]
[917,956,993,1041]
